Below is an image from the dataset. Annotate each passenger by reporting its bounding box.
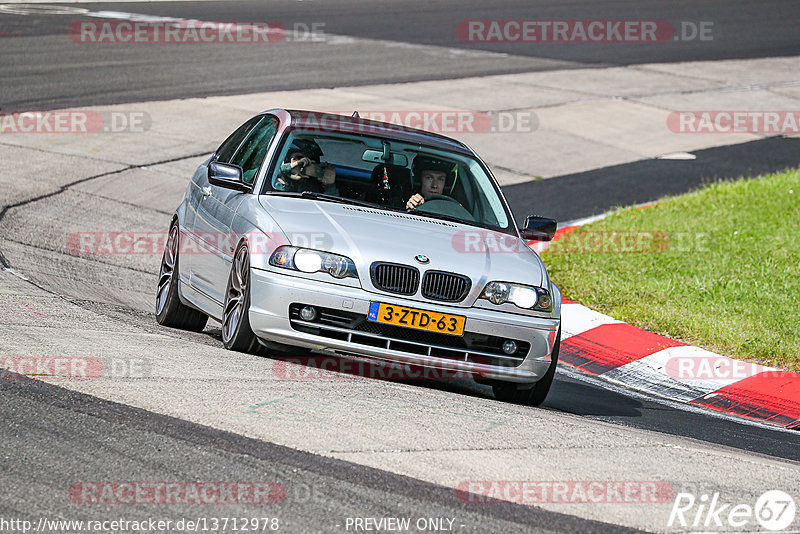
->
[276,140,337,195]
[406,155,452,209]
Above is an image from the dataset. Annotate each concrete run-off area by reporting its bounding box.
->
[1,55,800,532]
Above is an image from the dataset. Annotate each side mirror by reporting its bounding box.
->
[520,215,557,242]
[208,161,251,192]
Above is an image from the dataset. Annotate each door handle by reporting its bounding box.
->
[202,186,212,197]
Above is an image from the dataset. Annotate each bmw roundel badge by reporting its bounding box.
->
[414,254,430,264]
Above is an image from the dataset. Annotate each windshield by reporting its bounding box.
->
[263,130,512,231]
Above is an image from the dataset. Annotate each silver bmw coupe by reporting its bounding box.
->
[156,109,562,405]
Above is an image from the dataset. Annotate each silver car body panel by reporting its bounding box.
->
[174,109,561,385]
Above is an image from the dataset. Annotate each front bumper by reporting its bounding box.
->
[248,268,559,384]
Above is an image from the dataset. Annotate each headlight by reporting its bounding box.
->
[480,281,552,312]
[269,246,358,279]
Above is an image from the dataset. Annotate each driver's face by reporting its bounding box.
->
[419,170,446,196]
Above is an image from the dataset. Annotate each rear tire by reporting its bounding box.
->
[493,327,560,406]
[156,222,208,332]
[221,242,262,354]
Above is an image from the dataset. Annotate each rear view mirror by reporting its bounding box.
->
[208,161,251,192]
[520,215,557,242]
[362,149,408,167]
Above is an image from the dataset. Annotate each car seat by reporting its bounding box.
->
[366,164,412,207]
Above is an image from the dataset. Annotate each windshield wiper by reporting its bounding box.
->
[267,190,390,210]
[406,208,476,227]
[300,191,391,209]
[267,191,483,226]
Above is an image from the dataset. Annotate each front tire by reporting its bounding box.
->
[156,222,208,332]
[493,327,560,406]
[221,242,262,353]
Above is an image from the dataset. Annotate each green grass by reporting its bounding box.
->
[542,168,800,371]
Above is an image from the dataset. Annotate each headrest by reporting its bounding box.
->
[370,164,411,186]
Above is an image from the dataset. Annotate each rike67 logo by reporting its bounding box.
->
[668,490,796,531]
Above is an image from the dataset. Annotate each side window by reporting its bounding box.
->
[229,116,279,184]
[216,116,262,164]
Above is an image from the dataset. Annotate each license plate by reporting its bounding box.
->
[367,301,465,336]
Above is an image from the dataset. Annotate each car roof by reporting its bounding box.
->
[272,109,475,156]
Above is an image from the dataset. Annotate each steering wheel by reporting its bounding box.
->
[413,194,475,221]
[422,194,460,205]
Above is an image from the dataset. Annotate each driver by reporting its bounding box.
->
[276,139,337,194]
[406,155,453,209]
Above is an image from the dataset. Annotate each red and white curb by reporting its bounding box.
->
[558,301,800,430]
[535,213,800,431]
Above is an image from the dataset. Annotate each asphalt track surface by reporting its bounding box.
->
[2,2,800,532]
[1,375,633,534]
[505,136,800,223]
[1,0,799,109]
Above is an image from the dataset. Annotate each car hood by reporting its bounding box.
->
[258,196,545,299]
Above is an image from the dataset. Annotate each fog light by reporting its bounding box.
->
[502,340,518,355]
[300,306,318,321]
